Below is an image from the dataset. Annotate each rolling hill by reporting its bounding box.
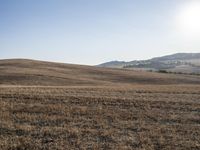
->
[98,53,200,73]
[1,59,200,86]
[1,59,200,149]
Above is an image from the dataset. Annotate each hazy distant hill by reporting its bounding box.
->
[97,61,126,68]
[1,59,200,85]
[98,53,200,73]
[151,53,200,61]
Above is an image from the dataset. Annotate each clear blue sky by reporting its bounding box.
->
[0,0,200,65]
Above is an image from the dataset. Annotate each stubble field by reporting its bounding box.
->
[1,59,200,149]
[1,85,200,150]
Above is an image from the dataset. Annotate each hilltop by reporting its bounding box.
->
[0,59,200,86]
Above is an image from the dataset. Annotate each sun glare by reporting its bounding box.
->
[177,1,200,36]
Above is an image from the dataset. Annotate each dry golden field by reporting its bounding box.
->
[1,59,200,150]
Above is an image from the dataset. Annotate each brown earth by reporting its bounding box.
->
[0,59,200,149]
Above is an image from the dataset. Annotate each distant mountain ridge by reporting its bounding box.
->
[98,53,200,73]
[151,53,200,61]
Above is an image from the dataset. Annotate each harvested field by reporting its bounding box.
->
[1,59,200,149]
[1,85,200,150]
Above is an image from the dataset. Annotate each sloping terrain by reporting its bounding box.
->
[1,59,200,149]
[98,53,200,73]
[1,59,200,86]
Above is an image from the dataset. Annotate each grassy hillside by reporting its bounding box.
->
[1,59,200,86]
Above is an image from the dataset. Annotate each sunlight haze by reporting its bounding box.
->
[176,0,200,37]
